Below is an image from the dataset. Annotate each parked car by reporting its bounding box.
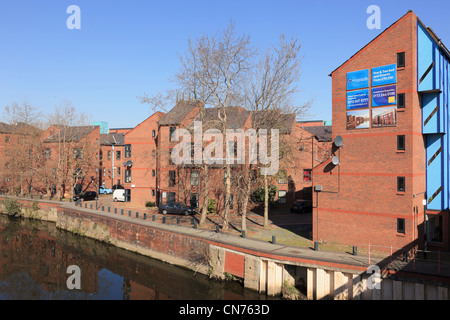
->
[73,191,98,202]
[99,186,113,194]
[290,200,312,214]
[158,203,196,215]
[113,189,126,202]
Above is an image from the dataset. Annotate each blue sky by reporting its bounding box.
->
[0,0,449,128]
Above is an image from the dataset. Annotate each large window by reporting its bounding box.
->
[169,127,176,142]
[278,170,287,184]
[427,215,443,242]
[191,170,199,186]
[125,144,131,158]
[169,170,176,187]
[73,148,83,159]
[224,194,234,210]
[303,169,312,182]
[167,192,176,204]
[397,52,405,68]
[397,218,405,234]
[397,135,405,151]
[397,93,405,109]
[125,169,131,183]
[397,177,405,192]
[278,190,287,204]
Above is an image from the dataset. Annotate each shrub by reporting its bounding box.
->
[252,185,278,206]
[207,199,216,214]
[145,201,156,208]
[1,198,23,217]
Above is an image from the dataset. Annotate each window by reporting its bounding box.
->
[251,169,258,183]
[103,168,106,177]
[169,148,174,165]
[427,215,443,242]
[107,150,111,160]
[169,170,176,187]
[116,150,121,160]
[5,136,10,143]
[152,189,155,196]
[232,141,238,157]
[152,130,156,138]
[167,192,176,204]
[397,93,405,109]
[278,190,287,204]
[125,169,131,183]
[45,148,51,159]
[397,135,405,151]
[74,148,83,159]
[191,170,199,186]
[169,127,176,142]
[152,169,155,177]
[190,194,199,208]
[224,194,234,210]
[117,167,121,176]
[224,171,232,183]
[303,169,312,182]
[397,52,405,68]
[52,168,56,179]
[397,218,405,234]
[397,177,405,192]
[278,170,287,184]
[125,144,131,158]
[191,142,195,158]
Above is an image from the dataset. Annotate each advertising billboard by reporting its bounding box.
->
[371,64,397,86]
[347,69,370,90]
[372,85,397,107]
[347,89,370,109]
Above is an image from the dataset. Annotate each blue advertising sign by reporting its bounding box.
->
[372,85,397,107]
[371,64,397,86]
[347,89,369,110]
[347,69,370,90]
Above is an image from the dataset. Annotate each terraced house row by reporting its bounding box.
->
[0,100,332,215]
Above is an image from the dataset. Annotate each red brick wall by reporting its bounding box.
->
[123,112,164,207]
[313,11,425,252]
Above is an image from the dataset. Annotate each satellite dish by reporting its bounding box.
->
[334,135,343,148]
[332,156,340,166]
[125,160,133,167]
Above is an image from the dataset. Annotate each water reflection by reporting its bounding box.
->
[0,216,270,300]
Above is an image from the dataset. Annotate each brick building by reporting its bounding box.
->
[115,100,331,211]
[313,10,450,253]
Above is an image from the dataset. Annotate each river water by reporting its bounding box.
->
[0,215,272,300]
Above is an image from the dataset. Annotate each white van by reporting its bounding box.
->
[113,189,126,202]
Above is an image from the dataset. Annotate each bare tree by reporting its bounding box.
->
[43,101,97,199]
[142,25,311,233]
[242,35,311,229]
[2,100,43,195]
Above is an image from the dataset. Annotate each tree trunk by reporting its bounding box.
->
[241,173,251,232]
[223,164,231,231]
[264,173,269,228]
[199,164,209,226]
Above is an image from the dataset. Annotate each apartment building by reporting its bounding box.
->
[313,10,450,252]
[117,100,331,211]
